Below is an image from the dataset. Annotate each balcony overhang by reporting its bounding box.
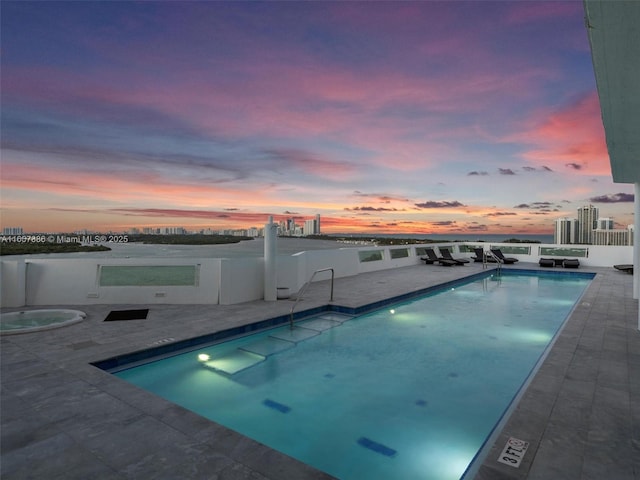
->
[584,0,640,184]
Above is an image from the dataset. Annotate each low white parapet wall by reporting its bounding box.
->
[0,242,633,308]
[219,257,263,305]
[1,258,224,307]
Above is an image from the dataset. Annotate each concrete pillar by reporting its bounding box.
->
[264,216,277,301]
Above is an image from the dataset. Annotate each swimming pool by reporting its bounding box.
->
[110,271,592,479]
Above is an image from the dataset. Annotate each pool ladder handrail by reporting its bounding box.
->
[289,267,334,329]
[484,249,502,275]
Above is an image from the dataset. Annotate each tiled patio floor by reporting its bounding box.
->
[2,263,638,479]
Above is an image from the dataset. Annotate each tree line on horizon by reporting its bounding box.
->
[306,235,541,245]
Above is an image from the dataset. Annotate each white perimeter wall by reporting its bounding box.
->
[1,259,26,307]
[4,258,222,307]
[0,243,633,308]
[219,257,263,305]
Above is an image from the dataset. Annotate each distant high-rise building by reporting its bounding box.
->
[552,209,631,245]
[593,225,634,246]
[3,227,23,235]
[554,218,579,244]
[287,218,296,236]
[159,227,186,235]
[302,215,321,236]
[304,219,316,236]
[577,205,599,244]
[597,217,614,230]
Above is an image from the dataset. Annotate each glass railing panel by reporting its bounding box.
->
[458,244,484,253]
[390,248,409,259]
[358,250,384,262]
[491,245,531,255]
[99,265,200,286]
[539,247,589,258]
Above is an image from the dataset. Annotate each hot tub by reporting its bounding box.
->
[0,309,87,335]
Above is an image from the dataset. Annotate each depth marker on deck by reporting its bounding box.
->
[497,437,529,468]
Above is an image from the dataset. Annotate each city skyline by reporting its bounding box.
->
[6,203,631,244]
[1,212,323,236]
[554,204,634,246]
[1,1,636,235]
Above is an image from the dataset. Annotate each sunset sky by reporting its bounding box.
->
[1,1,635,235]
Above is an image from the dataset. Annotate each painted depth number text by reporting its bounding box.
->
[498,437,529,468]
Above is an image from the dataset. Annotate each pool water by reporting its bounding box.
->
[114,272,591,479]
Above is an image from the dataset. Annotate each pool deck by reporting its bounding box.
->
[1,263,638,479]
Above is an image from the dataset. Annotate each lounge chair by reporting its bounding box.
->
[422,248,457,267]
[539,258,555,268]
[563,259,580,268]
[490,249,518,264]
[440,248,470,265]
[420,255,435,264]
[473,247,497,263]
[614,264,633,274]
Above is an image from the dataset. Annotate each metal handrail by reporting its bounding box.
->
[485,250,502,275]
[289,267,334,329]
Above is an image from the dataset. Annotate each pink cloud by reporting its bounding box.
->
[1,161,265,207]
[264,148,356,180]
[505,92,610,175]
